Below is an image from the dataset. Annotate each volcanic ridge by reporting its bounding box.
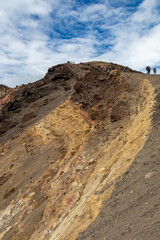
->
[0,62,160,240]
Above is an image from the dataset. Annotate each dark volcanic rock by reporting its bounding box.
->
[0,120,17,135]
[0,63,136,139]
[6,100,21,112]
[0,173,12,186]
[71,68,132,128]
[110,101,130,122]
[0,64,75,138]
[23,112,36,123]
[46,64,73,81]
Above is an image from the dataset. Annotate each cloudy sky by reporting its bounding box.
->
[1,0,160,87]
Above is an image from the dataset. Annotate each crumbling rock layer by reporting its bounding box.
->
[0,85,12,99]
[0,62,156,240]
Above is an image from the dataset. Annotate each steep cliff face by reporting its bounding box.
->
[0,63,157,240]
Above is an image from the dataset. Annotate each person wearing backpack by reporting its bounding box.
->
[146,66,151,74]
[153,67,157,74]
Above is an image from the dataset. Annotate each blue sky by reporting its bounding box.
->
[1,0,160,87]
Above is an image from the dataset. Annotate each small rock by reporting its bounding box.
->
[6,209,11,216]
[71,150,76,155]
[71,181,78,187]
[88,158,96,165]
[76,165,83,171]
[145,172,154,179]
[120,122,124,128]
[6,226,11,232]
[18,195,23,199]
[29,192,35,197]
[98,167,105,173]
[10,164,14,169]
[71,176,75,181]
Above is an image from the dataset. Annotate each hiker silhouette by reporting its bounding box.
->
[146,66,151,74]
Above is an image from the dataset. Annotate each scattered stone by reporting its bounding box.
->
[18,195,23,199]
[71,181,78,187]
[88,158,96,165]
[0,173,12,186]
[145,172,154,179]
[4,187,16,199]
[120,122,124,128]
[29,192,35,197]
[76,165,83,171]
[23,112,36,123]
[71,150,76,155]
[6,226,12,232]
[10,164,14,169]
[98,167,105,173]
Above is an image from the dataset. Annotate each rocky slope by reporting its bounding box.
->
[77,72,160,240]
[0,62,159,240]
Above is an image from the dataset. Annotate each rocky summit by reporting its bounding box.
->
[0,62,160,240]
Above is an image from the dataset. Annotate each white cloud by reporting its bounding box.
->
[98,0,160,72]
[132,0,158,23]
[1,0,160,87]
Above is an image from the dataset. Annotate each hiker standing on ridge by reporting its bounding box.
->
[146,66,151,74]
[153,67,157,75]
